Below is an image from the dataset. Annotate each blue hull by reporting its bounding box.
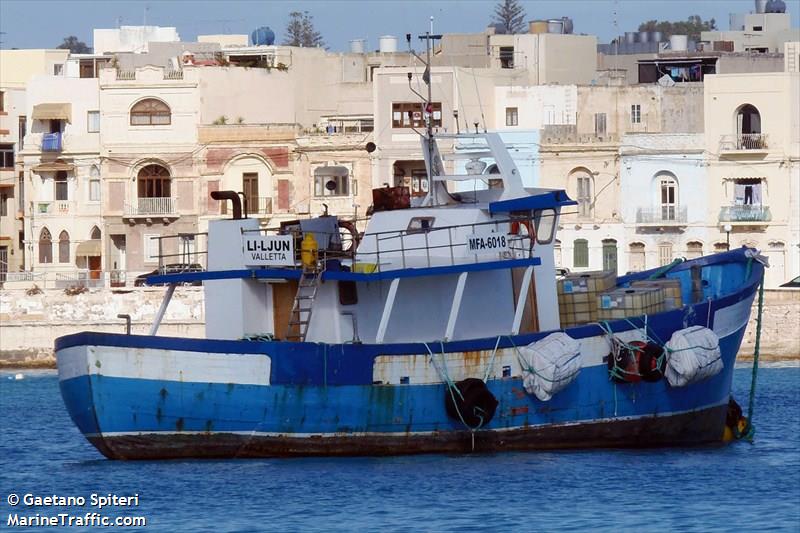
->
[55,251,762,459]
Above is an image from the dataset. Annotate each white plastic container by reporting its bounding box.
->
[519,333,582,401]
[664,326,723,387]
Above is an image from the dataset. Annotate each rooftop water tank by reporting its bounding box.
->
[651,31,663,43]
[755,0,768,13]
[379,35,397,53]
[670,34,688,51]
[561,17,574,34]
[638,31,650,43]
[529,20,549,34]
[625,31,637,44]
[251,26,275,46]
[547,19,564,34]
[349,39,366,53]
[765,0,786,13]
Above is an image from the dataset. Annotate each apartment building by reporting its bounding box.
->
[703,60,800,287]
[0,49,70,284]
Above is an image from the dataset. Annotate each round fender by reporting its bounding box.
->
[444,378,499,429]
[638,342,666,382]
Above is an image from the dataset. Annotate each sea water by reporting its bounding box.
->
[1,367,798,532]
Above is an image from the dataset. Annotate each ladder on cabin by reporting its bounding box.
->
[286,266,322,342]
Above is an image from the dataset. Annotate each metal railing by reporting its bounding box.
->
[719,133,768,151]
[719,205,771,222]
[636,206,688,224]
[240,213,549,274]
[124,197,177,216]
[42,132,62,152]
[152,232,209,272]
[222,197,272,216]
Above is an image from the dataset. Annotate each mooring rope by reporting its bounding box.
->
[740,271,765,442]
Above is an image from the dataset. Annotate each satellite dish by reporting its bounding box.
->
[365,142,377,153]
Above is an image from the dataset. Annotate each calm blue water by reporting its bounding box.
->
[1,367,798,532]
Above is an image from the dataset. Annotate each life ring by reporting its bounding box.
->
[337,220,359,252]
[444,378,499,429]
[509,219,535,239]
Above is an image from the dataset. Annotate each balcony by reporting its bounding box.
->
[719,134,768,155]
[123,197,178,223]
[222,196,272,216]
[36,200,73,216]
[719,205,771,224]
[42,132,62,152]
[636,206,688,226]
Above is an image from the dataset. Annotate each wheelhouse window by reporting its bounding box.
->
[130,99,171,126]
[137,164,171,198]
[392,102,442,129]
[39,228,53,264]
[533,209,556,244]
[314,166,350,197]
[407,217,435,234]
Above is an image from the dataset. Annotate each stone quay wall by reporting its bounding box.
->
[0,287,797,367]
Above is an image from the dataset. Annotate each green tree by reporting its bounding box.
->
[56,35,91,53]
[492,0,527,34]
[283,11,324,48]
[638,15,717,42]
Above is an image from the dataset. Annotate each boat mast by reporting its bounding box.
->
[416,30,442,205]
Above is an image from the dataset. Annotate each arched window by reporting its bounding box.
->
[39,228,53,264]
[714,242,728,253]
[657,173,678,221]
[686,241,703,259]
[58,230,70,263]
[130,99,171,126]
[570,169,593,219]
[573,239,589,268]
[735,104,763,149]
[629,242,646,272]
[137,164,171,198]
[90,226,101,240]
[89,165,100,202]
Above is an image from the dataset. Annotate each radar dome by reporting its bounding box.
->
[251,26,275,46]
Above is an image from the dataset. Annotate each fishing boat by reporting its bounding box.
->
[54,127,765,459]
[55,36,765,460]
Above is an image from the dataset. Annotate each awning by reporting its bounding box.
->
[76,240,102,256]
[32,161,74,172]
[32,103,72,123]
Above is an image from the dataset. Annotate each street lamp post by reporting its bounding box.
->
[723,223,733,251]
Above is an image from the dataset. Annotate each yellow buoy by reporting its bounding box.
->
[301,232,319,269]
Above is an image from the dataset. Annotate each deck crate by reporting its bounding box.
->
[557,270,617,327]
[597,286,665,321]
[631,278,683,310]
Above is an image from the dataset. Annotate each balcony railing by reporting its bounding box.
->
[719,205,771,223]
[124,197,177,217]
[163,69,183,80]
[42,132,62,152]
[36,200,73,215]
[223,196,272,216]
[116,70,136,80]
[636,206,688,225]
[719,133,768,152]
